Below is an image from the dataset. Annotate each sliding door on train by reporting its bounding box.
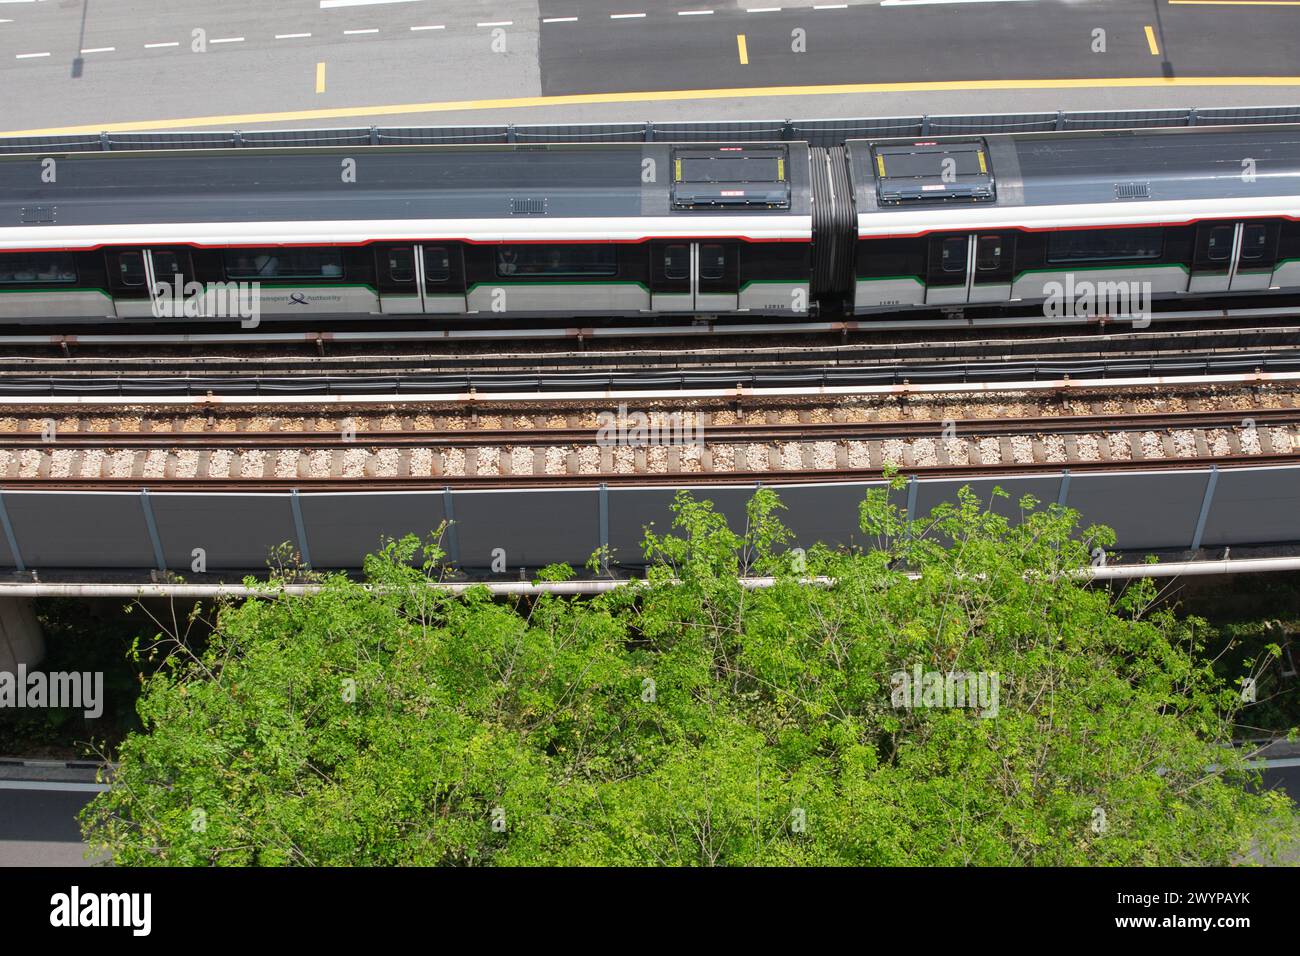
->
[375,244,467,314]
[1189,222,1281,293]
[924,233,1015,306]
[649,241,739,312]
[108,248,195,319]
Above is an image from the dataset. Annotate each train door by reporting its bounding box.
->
[1231,221,1280,291]
[926,233,1015,306]
[649,241,739,313]
[967,233,1016,304]
[695,241,739,312]
[375,244,422,314]
[420,243,467,314]
[1188,222,1236,294]
[375,244,466,314]
[106,248,195,319]
[924,235,969,306]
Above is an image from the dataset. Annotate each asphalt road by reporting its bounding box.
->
[0,0,1297,135]
[0,786,99,867]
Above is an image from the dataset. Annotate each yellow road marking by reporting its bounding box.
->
[737,34,749,65]
[315,61,326,94]
[7,76,1300,138]
[1171,1,1300,4]
[1144,25,1160,55]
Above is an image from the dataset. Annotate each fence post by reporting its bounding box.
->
[1187,108,1199,127]
[781,119,795,140]
[1190,466,1219,552]
[99,132,111,151]
[598,482,609,572]
[139,489,167,572]
[921,115,931,136]
[1055,111,1066,131]
[506,124,516,143]
[370,126,380,145]
[233,130,245,147]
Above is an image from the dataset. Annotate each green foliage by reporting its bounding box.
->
[82,488,1298,865]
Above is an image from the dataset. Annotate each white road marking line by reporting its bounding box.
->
[144,41,179,48]
[210,36,245,43]
[746,6,782,11]
[320,0,423,7]
[15,51,49,58]
[80,46,115,53]
[813,3,849,8]
[679,8,715,13]
[610,12,646,18]
[343,28,379,34]
[409,24,445,30]
[0,19,13,23]
[542,16,578,22]
[275,32,312,39]
[476,20,513,26]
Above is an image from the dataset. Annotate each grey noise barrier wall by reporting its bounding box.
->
[0,465,1298,574]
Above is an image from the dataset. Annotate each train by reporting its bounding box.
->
[0,123,1298,327]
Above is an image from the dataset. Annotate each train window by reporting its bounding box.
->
[700,244,725,280]
[424,245,451,283]
[0,252,77,284]
[1241,224,1272,261]
[975,236,1002,271]
[940,237,967,273]
[224,249,344,280]
[1206,225,1233,262]
[117,251,146,287]
[495,245,617,278]
[664,245,688,280]
[152,252,180,281]
[1046,228,1163,264]
[387,248,414,283]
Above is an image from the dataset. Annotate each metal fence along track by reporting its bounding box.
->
[3,106,1300,154]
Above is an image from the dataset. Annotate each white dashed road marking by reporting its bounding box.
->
[7,2,921,69]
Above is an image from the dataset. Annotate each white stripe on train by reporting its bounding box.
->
[0,216,813,251]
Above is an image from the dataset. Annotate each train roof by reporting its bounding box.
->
[0,143,812,249]
[847,125,1300,235]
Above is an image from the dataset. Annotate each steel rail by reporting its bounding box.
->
[1,406,1296,449]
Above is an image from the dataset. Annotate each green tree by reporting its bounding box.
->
[82,484,1298,865]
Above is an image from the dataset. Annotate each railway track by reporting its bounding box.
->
[1,406,1298,448]
[0,381,1295,490]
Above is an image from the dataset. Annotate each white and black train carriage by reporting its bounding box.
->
[2,124,1300,329]
[0,141,813,325]
[842,124,1300,320]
